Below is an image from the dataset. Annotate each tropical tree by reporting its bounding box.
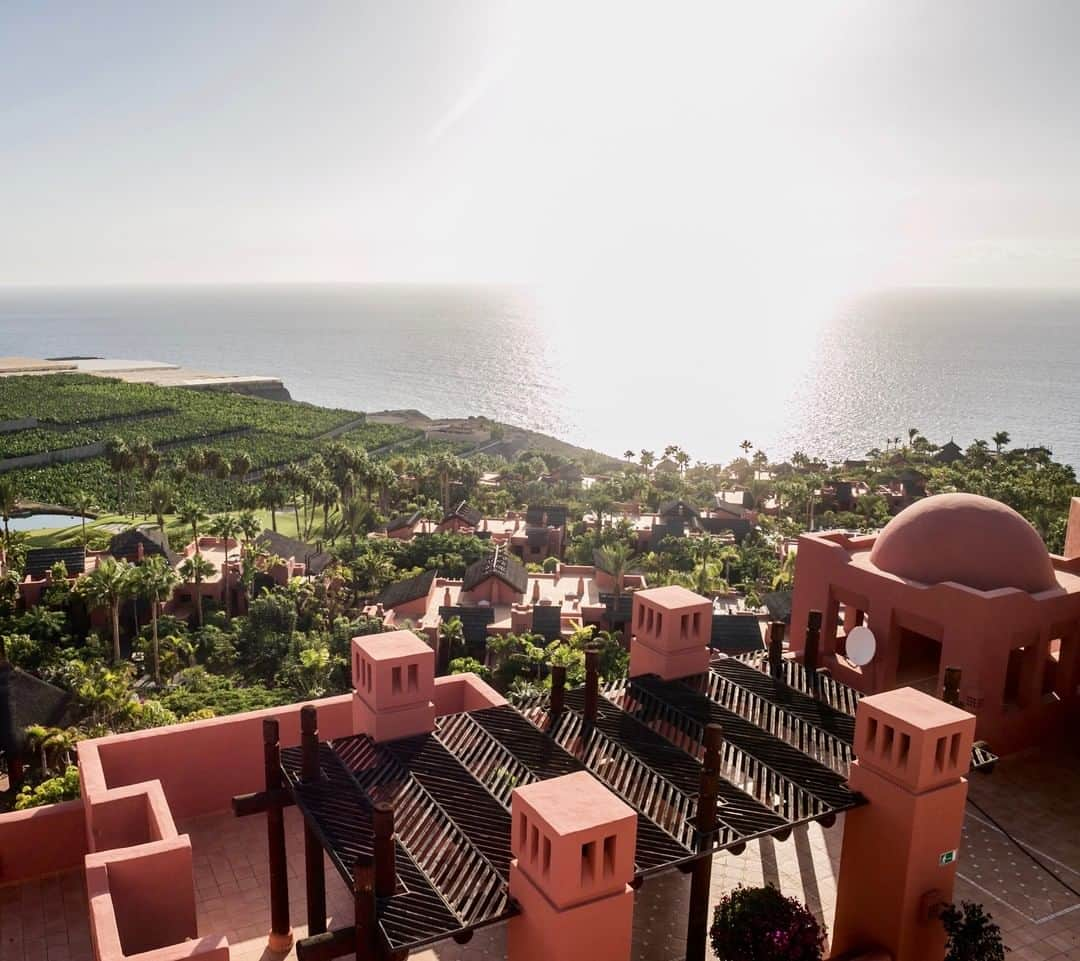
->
[70,489,96,546]
[596,542,635,597]
[992,431,1011,454]
[230,453,252,480]
[261,472,286,532]
[341,495,369,551]
[147,480,175,532]
[639,450,656,473]
[0,474,16,548]
[23,725,77,777]
[177,499,208,549]
[208,514,243,614]
[133,555,179,684]
[237,510,262,543]
[178,553,216,628]
[78,557,136,663]
[104,437,133,513]
[623,449,635,464]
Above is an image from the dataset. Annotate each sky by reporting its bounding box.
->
[2,0,1080,307]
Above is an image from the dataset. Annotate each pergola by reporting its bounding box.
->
[233,635,996,961]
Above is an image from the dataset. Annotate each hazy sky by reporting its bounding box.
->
[3,1,1079,299]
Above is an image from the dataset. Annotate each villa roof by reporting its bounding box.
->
[1,665,73,753]
[444,501,482,528]
[462,545,529,594]
[762,589,793,624]
[108,527,178,566]
[253,530,332,575]
[23,546,86,578]
[379,568,437,608]
[659,499,700,519]
[384,511,421,534]
[525,505,568,528]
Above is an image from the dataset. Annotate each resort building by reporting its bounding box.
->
[1,583,1019,961]
[380,503,568,561]
[586,499,751,550]
[251,530,333,586]
[790,493,1080,754]
[372,545,644,660]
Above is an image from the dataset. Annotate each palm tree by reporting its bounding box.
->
[177,500,208,550]
[992,431,1011,453]
[0,475,16,549]
[341,495,367,551]
[178,553,216,629]
[739,440,754,457]
[623,450,635,465]
[133,555,179,684]
[690,536,722,596]
[104,437,133,513]
[78,557,135,663]
[261,472,285,532]
[70,489,96,546]
[24,724,76,776]
[596,542,634,597]
[230,453,252,480]
[237,510,262,543]
[147,480,175,533]
[639,450,655,473]
[208,514,243,614]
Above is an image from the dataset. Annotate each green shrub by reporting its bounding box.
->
[942,901,1008,961]
[14,765,81,810]
[710,885,825,961]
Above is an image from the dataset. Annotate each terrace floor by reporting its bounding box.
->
[1,745,1078,961]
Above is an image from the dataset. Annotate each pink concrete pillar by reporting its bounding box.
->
[351,630,435,742]
[1064,497,1080,559]
[508,771,637,961]
[832,688,975,961]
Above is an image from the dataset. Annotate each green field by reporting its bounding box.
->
[0,374,421,512]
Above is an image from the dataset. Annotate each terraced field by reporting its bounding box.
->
[0,374,420,510]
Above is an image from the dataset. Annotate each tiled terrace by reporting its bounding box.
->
[1,746,1078,961]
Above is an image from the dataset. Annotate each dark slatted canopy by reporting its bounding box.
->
[274,655,877,956]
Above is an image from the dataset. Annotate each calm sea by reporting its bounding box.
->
[0,284,1078,469]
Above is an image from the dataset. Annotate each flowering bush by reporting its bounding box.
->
[710,885,825,961]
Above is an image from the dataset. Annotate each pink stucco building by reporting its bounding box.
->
[790,493,1080,754]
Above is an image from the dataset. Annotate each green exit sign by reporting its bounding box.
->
[939,850,957,866]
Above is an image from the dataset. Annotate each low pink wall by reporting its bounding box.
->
[86,837,228,961]
[88,779,177,853]
[0,798,88,886]
[80,694,354,820]
[434,672,509,715]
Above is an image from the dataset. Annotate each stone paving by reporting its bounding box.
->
[1,745,1078,961]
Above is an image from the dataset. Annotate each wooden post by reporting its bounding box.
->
[373,801,397,899]
[943,666,962,707]
[583,646,600,734]
[264,718,293,952]
[353,853,377,961]
[550,663,566,717]
[301,705,327,936]
[687,723,723,961]
[804,609,822,682]
[767,621,785,679]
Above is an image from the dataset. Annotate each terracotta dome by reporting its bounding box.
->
[868,493,1058,593]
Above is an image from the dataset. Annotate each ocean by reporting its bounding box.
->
[0,284,1078,469]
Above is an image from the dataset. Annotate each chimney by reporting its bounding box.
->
[531,580,541,603]
[443,587,452,607]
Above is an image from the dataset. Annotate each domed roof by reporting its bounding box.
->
[868,493,1058,593]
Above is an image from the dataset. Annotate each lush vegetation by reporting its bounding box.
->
[709,884,825,961]
[941,901,1008,961]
